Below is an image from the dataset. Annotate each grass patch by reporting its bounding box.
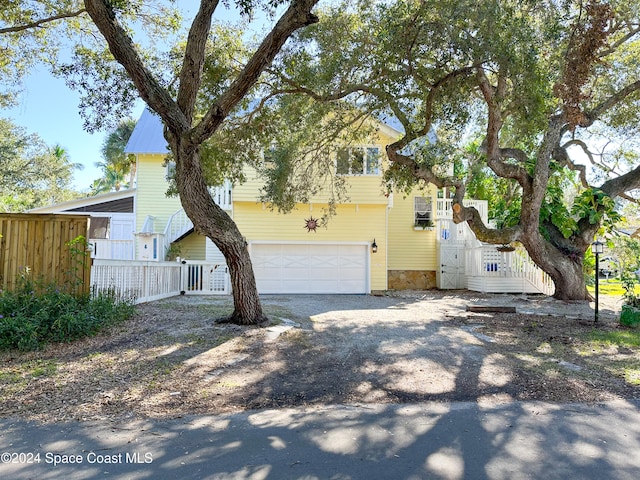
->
[586,329,640,349]
[28,360,58,378]
[587,282,640,297]
[0,370,22,384]
[624,367,640,385]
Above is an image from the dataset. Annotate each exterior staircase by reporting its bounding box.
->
[162,181,232,259]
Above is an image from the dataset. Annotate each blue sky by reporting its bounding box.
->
[6,72,143,192]
[3,1,274,193]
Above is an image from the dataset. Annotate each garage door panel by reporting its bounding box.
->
[251,243,368,294]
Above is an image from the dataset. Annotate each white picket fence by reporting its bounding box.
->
[91,259,229,304]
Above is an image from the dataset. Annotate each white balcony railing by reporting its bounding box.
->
[436,199,489,224]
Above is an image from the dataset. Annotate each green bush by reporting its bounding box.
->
[620,305,640,328]
[0,275,135,351]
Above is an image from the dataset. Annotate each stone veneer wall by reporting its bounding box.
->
[388,270,437,290]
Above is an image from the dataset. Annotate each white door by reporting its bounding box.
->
[251,243,369,294]
[439,244,465,289]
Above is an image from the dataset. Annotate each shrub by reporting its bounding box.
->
[0,275,135,351]
[620,305,640,328]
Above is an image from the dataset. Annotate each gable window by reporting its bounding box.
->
[336,147,380,175]
[414,197,433,228]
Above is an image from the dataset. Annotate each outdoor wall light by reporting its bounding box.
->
[371,239,378,254]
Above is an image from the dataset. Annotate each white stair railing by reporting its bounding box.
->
[466,245,554,295]
[162,209,193,259]
[161,182,233,260]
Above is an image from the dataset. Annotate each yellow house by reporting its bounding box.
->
[124,108,444,294]
[36,109,556,298]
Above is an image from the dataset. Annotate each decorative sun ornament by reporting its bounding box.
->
[304,216,319,232]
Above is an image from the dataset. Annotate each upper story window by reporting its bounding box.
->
[414,196,433,228]
[336,147,381,175]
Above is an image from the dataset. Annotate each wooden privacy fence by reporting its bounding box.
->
[0,213,91,295]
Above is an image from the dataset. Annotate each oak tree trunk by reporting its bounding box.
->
[521,238,591,301]
[173,140,267,325]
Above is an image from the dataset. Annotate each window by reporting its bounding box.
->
[414,197,433,228]
[89,216,110,239]
[166,160,176,181]
[336,147,380,175]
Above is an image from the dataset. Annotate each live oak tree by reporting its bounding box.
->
[270,0,640,300]
[0,1,178,109]
[2,0,320,324]
[81,0,320,324]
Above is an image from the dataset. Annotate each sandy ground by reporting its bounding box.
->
[0,290,636,423]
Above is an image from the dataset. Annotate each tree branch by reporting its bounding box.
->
[0,9,86,34]
[192,0,320,144]
[581,79,640,127]
[476,68,532,187]
[83,0,187,132]
[601,164,640,198]
[176,0,221,123]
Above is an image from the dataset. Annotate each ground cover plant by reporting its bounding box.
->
[0,273,135,351]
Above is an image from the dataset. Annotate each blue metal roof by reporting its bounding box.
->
[124,108,169,154]
[124,106,435,155]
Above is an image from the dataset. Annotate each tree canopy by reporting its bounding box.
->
[90,118,137,194]
[0,118,80,210]
[260,0,640,300]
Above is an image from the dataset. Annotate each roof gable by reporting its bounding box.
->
[124,108,169,155]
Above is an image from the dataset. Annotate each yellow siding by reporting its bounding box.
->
[387,187,438,271]
[234,202,388,291]
[175,232,206,260]
[233,129,399,206]
[135,153,182,233]
[234,165,390,205]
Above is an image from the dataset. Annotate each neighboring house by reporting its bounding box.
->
[29,189,136,261]
[32,109,554,297]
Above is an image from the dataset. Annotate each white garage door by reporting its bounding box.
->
[251,243,369,294]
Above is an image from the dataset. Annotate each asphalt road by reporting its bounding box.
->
[2,400,639,480]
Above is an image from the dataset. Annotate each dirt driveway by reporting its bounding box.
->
[1,291,637,423]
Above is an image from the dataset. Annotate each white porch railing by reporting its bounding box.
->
[89,239,135,260]
[465,245,555,295]
[91,259,230,304]
[437,199,489,224]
